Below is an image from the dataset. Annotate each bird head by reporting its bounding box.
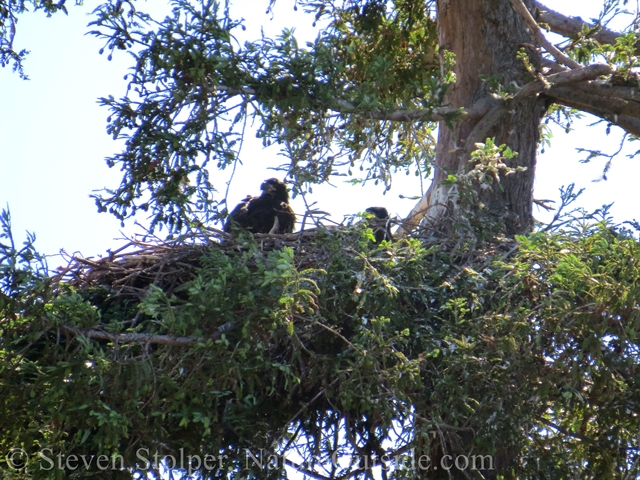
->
[260,178,290,202]
[365,206,389,220]
[365,206,393,243]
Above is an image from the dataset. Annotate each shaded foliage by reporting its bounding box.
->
[1,207,639,479]
[3,1,640,479]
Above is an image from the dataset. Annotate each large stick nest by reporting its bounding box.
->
[50,227,342,345]
[36,224,519,479]
[51,221,495,300]
[48,222,514,347]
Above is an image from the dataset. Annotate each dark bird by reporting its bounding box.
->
[224,178,296,234]
[365,206,394,243]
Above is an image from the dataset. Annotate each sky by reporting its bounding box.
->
[1,0,639,271]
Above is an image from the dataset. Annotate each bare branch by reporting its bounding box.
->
[466,64,612,153]
[211,85,257,96]
[465,103,509,154]
[514,63,613,100]
[537,416,601,448]
[540,57,568,74]
[62,322,237,346]
[533,198,555,212]
[346,98,492,122]
[363,105,480,122]
[283,458,333,480]
[535,1,635,50]
[508,0,582,69]
[575,83,640,103]
[547,85,640,136]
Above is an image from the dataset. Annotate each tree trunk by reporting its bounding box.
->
[420,1,547,477]
[411,0,548,236]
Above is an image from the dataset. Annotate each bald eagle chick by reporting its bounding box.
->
[365,206,393,243]
[224,178,296,234]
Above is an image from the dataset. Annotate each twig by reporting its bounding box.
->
[533,198,555,212]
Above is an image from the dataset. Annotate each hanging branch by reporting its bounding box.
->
[509,0,582,69]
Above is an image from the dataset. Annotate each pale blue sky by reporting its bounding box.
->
[1,0,638,269]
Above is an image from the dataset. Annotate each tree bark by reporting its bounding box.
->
[407,0,548,236]
[416,0,549,474]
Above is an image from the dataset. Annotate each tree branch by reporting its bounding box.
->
[540,57,568,74]
[508,0,582,69]
[535,1,636,51]
[536,416,601,448]
[340,98,492,122]
[211,85,492,123]
[465,103,509,154]
[283,458,332,480]
[547,85,640,136]
[514,63,613,100]
[61,322,237,346]
[364,104,483,122]
[575,83,640,103]
[465,63,612,153]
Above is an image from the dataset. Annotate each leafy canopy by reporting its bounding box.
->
[3,0,450,231]
[2,1,640,478]
[1,204,640,478]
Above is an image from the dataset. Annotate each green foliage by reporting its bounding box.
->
[440,138,528,239]
[81,0,449,231]
[1,207,640,478]
[570,26,640,78]
[3,0,640,235]
[0,209,50,316]
[3,1,640,478]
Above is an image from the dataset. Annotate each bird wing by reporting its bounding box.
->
[226,195,296,234]
[224,195,253,232]
[246,197,296,234]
